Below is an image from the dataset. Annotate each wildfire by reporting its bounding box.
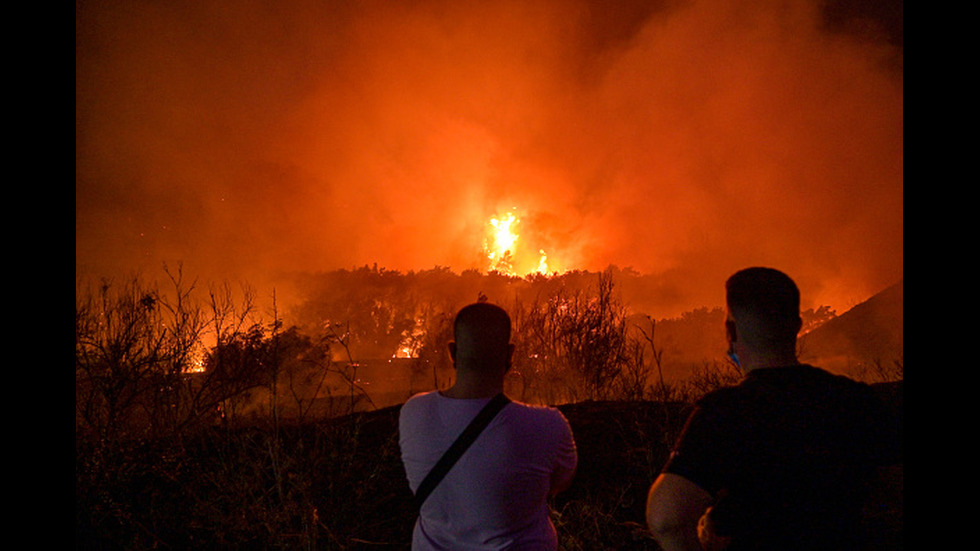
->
[483,209,550,276]
[183,355,206,374]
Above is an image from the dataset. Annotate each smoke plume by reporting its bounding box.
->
[76,0,903,313]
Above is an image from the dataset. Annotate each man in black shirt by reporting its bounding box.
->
[645,267,900,550]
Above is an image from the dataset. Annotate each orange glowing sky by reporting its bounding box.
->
[76,0,902,314]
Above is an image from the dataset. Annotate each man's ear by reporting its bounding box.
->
[448,342,457,366]
[505,343,515,373]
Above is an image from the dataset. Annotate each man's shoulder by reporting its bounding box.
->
[403,390,439,405]
[509,399,565,415]
[740,364,872,396]
[702,365,884,421]
[399,391,440,417]
[696,382,749,411]
[506,400,572,427]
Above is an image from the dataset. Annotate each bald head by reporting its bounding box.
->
[451,302,512,371]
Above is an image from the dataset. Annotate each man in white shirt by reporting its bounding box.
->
[399,302,578,550]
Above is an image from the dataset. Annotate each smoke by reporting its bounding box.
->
[76,0,902,313]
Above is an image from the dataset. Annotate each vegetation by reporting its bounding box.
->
[76,266,901,549]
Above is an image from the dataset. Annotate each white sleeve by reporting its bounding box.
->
[549,411,578,495]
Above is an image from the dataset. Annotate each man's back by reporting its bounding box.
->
[399,391,577,550]
[664,365,898,550]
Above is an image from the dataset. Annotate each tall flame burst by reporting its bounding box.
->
[483,210,550,276]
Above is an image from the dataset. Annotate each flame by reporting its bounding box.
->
[483,210,551,276]
[486,212,518,273]
[183,355,206,374]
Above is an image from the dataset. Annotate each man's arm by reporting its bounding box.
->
[646,472,713,551]
[549,416,578,497]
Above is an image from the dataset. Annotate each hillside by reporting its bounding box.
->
[77,391,901,550]
[799,280,904,379]
[76,276,904,549]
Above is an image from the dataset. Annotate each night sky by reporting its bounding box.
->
[76,0,902,314]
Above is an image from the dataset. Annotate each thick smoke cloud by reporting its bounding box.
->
[76,0,902,314]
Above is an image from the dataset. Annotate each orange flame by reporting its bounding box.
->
[483,210,550,276]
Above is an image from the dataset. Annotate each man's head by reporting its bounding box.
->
[725,267,802,361]
[450,302,513,373]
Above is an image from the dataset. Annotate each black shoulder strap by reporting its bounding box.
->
[414,393,511,509]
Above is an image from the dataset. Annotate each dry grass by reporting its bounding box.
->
[77,387,901,550]
[76,400,690,550]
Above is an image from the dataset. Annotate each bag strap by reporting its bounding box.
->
[414,393,511,509]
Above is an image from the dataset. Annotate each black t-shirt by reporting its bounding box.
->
[663,365,900,550]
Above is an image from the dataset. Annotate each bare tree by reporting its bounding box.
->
[76,275,171,445]
[681,360,743,403]
[321,320,377,414]
[510,270,645,404]
[615,316,657,402]
[197,281,268,425]
[76,266,216,445]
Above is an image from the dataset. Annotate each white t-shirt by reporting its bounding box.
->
[399,391,577,550]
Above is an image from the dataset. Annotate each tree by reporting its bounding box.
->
[75,268,209,445]
[75,267,297,444]
[511,270,649,403]
[291,266,419,360]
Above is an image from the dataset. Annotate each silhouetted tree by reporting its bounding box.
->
[291,266,419,360]
[76,267,212,445]
[511,270,649,403]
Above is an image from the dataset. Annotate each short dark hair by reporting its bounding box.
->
[453,302,511,361]
[726,267,800,337]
